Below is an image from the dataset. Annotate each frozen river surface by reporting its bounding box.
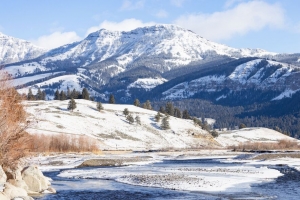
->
[34,157,300,200]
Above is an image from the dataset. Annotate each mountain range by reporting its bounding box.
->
[2,24,300,136]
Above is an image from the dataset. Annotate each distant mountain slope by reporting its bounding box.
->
[156,58,300,104]
[0,32,45,65]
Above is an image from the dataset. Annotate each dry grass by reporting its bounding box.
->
[231,139,300,151]
[29,133,101,154]
[253,153,300,160]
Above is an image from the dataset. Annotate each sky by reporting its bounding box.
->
[0,0,299,53]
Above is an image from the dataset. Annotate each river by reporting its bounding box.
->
[34,157,300,200]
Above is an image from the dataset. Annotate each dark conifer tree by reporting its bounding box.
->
[71,89,79,99]
[134,99,140,107]
[182,110,190,119]
[60,91,67,100]
[161,115,171,130]
[36,88,42,100]
[27,88,35,100]
[159,106,165,114]
[67,98,77,112]
[174,108,182,118]
[54,89,60,100]
[135,115,141,125]
[126,114,134,124]
[96,102,104,111]
[143,100,152,110]
[123,108,129,116]
[109,94,115,104]
[165,102,174,116]
[155,112,162,122]
[82,88,90,100]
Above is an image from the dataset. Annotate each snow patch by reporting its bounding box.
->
[127,77,167,90]
[272,89,300,100]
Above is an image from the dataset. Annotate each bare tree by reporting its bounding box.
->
[0,70,31,169]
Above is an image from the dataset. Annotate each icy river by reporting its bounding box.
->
[33,155,300,200]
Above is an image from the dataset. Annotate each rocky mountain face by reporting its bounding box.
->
[2,24,300,107]
[160,58,300,103]
[0,32,45,65]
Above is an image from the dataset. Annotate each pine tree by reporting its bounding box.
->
[182,109,190,119]
[193,117,203,127]
[239,123,247,129]
[174,108,182,118]
[155,112,162,122]
[135,115,141,125]
[96,102,104,111]
[210,130,219,138]
[27,88,35,100]
[36,88,42,100]
[67,86,71,99]
[82,88,90,100]
[127,114,134,124]
[165,102,174,116]
[60,90,67,100]
[159,106,165,114]
[109,94,115,104]
[133,99,140,107]
[71,89,79,99]
[144,100,152,110]
[123,108,129,116]
[68,98,77,112]
[161,115,171,130]
[54,89,60,100]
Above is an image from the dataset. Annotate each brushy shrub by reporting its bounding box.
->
[29,133,101,153]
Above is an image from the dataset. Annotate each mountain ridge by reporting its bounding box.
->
[0,32,45,65]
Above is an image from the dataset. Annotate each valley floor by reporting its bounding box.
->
[29,150,300,200]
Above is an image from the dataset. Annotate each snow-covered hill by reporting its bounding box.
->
[24,100,296,150]
[0,32,45,64]
[25,99,218,150]
[215,128,298,147]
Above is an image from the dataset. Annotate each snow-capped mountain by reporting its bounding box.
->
[4,24,300,106]
[0,32,45,65]
[5,24,276,78]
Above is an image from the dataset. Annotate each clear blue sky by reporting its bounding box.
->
[0,0,299,53]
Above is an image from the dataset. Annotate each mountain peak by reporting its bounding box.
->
[0,32,45,64]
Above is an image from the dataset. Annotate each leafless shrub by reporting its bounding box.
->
[0,70,31,169]
[231,139,300,151]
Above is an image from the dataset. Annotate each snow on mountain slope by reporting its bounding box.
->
[215,128,297,147]
[11,72,64,87]
[17,73,103,100]
[127,77,167,90]
[272,89,300,101]
[25,100,217,150]
[162,59,300,101]
[5,24,276,79]
[46,24,276,69]
[0,32,45,64]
